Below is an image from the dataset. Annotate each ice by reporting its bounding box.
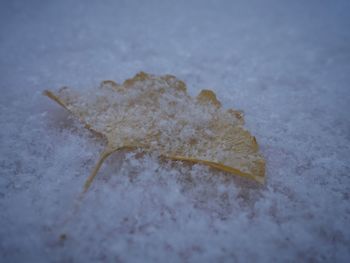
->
[1,0,350,262]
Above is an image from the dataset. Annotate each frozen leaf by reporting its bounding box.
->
[44,72,265,191]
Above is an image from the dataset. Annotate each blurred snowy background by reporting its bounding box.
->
[1,0,350,262]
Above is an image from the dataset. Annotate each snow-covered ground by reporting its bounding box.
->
[1,0,350,262]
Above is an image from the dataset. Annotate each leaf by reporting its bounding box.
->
[44,72,265,192]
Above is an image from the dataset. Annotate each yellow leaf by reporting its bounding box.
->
[44,72,265,192]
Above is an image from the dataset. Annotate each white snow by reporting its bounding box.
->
[1,0,350,262]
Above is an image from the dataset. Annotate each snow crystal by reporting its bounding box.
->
[1,0,350,262]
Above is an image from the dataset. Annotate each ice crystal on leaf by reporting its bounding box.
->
[44,72,265,191]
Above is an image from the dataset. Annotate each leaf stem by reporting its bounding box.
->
[83,146,116,192]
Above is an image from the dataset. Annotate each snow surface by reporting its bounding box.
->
[1,0,350,262]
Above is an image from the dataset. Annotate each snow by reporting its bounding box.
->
[1,0,350,262]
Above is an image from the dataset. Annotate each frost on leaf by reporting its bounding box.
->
[44,72,265,191]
